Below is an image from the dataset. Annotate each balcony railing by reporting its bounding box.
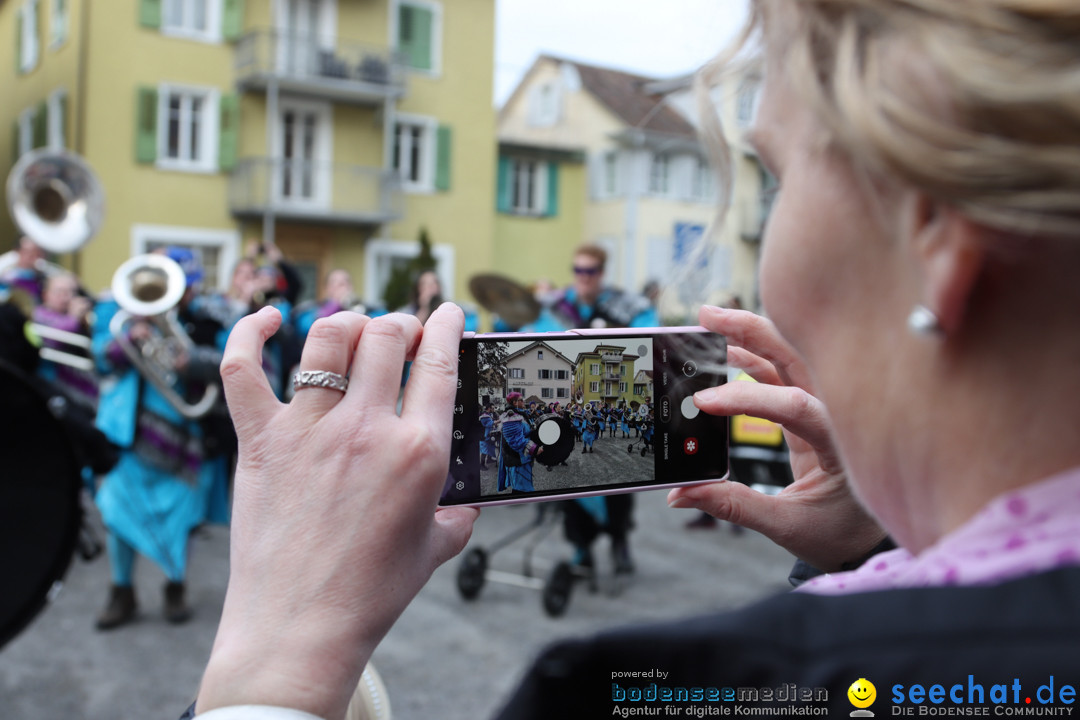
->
[601,353,624,364]
[235,29,407,105]
[229,158,403,227]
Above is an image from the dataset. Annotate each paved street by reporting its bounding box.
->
[0,489,795,720]
[480,425,656,495]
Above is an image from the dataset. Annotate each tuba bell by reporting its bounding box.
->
[4,149,105,371]
[7,148,105,255]
[109,254,220,420]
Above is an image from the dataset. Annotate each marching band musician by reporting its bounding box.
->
[478,403,495,471]
[293,269,372,341]
[522,244,658,332]
[32,271,97,411]
[0,236,47,303]
[91,247,230,630]
[519,244,652,579]
[496,392,543,493]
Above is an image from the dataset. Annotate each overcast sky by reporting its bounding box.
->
[493,0,750,107]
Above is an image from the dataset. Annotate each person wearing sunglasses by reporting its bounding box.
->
[515,244,658,584]
[524,244,658,333]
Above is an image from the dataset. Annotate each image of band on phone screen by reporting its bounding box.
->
[441,328,729,507]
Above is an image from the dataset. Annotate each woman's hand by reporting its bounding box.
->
[197,304,478,720]
[668,306,886,572]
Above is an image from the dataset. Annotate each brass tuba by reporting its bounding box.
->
[109,254,220,420]
[4,149,105,371]
[7,148,104,255]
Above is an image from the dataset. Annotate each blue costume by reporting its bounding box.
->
[93,299,230,588]
[581,414,599,452]
[497,407,539,492]
[522,286,657,333]
[479,409,494,464]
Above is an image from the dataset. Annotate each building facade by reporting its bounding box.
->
[572,343,637,407]
[1,0,496,309]
[496,54,770,317]
[504,340,573,404]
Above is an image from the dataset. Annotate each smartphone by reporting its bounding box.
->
[441,327,728,507]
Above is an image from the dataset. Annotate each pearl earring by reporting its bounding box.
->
[907,305,943,336]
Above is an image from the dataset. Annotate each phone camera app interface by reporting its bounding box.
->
[443,332,727,505]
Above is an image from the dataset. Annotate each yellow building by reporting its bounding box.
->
[572,343,638,407]
[498,54,768,316]
[1,0,496,308]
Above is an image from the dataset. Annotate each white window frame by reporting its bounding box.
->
[509,368,525,379]
[528,81,561,127]
[390,0,443,78]
[19,0,41,74]
[272,97,333,209]
[161,0,223,44]
[393,112,438,194]
[49,0,68,48]
[157,83,221,174]
[691,154,714,202]
[589,381,599,393]
[649,153,671,196]
[131,224,241,292]
[17,108,36,158]
[363,238,456,308]
[509,158,548,215]
[47,89,66,149]
[602,151,620,197]
[274,0,338,76]
[589,363,600,375]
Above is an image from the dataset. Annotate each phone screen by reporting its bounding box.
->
[441,328,728,506]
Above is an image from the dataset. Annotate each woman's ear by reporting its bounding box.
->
[910,194,986,336]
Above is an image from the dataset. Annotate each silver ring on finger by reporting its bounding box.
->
[293,370,349,394]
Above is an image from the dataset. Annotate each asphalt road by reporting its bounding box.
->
[0,489,795,720]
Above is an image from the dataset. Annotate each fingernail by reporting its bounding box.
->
[694,388,718,403]
[668,496,693,509]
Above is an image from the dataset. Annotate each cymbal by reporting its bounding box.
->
[468,274,541,328]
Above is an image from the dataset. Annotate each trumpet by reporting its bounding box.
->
[109,254,220,420]
[5,149,105,372]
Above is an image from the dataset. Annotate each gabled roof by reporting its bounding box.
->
[505,341,575,368]
[501,53,699,141]
[543,54,698,140]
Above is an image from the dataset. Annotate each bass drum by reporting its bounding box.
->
[530,413,575,467]
[0,361,82,649]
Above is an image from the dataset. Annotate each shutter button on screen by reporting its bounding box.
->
[681,396,700,420]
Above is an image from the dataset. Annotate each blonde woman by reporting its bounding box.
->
[189,2,1080,718]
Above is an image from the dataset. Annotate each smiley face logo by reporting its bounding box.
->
[848,678,877,713]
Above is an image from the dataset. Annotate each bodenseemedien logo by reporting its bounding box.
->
[848,678,877,717]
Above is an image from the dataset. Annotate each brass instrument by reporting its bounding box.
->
[109,254,220,420]
[5,149,104,372]
[468,274,541,329]
[7,148,104,255]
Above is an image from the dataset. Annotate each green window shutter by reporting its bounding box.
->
[399,4,433,71]
[435,124,452,192]
[135,86,158,163]
[58,93,68,147]
[496,156,512,213]
[218,93,239,171]
[15,7,23,75]
[32,101,47,148]
[139,0,162,29]
[546,162,559,217]
[222,0,244,41]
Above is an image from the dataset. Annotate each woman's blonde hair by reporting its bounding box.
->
[701,0,1080,239]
